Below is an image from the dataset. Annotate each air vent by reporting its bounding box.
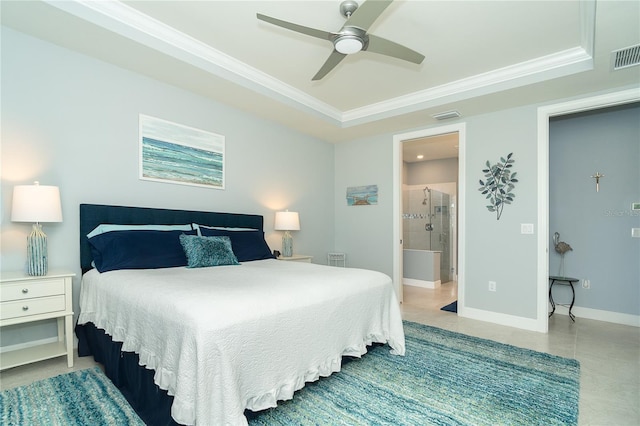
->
[431,110,461,120]
[611,44,640,70]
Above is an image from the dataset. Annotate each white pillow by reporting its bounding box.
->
[192,223,257,237]
[87,223,193,239]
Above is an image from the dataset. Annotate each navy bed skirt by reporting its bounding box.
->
[76,322,369,424]
[75,322,179,425]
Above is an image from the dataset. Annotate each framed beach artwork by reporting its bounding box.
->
[346,185,378,206]
[139,114,225,189]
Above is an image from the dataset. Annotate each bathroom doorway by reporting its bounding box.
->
[393,123,466,308]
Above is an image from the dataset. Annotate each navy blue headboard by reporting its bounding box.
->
[79,204,264,274]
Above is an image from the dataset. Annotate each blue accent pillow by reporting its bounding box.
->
[179,234,239,268]
[88,229,197,273]
[199,228,274,262]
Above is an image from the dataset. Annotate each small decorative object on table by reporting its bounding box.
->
[553,232,572,276]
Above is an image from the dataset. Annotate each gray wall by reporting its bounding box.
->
[333,135,395,275]
[549,104,640,315]
[462,106,540,318]
[0,27,335,346]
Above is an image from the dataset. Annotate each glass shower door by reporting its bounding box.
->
[430,191,450,283]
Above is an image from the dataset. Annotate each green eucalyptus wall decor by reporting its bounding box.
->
[478,153,518,220]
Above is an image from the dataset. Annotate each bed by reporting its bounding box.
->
[76,203,405,426]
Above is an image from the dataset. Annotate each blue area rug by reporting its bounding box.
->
[0,367,144,426]
[249,321,580,425]
[441,300,458,313]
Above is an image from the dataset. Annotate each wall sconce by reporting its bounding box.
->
[11,181,63,275]
[274,210,300,257]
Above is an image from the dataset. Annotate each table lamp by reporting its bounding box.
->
[11,181,63,276]
[274,211,300,257]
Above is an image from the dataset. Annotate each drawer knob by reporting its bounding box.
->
[22,288,29,294]
[22,306,29,311]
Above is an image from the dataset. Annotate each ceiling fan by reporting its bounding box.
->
[257,0,425,81]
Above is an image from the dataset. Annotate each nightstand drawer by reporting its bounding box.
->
[0,295,66,320]
[0,278,65,302]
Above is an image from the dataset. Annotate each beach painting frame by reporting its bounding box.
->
[139,114,225,189]
[346,185,378,206]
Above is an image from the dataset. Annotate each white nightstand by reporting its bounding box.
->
[0,271,75,370]
[277,254,313,263]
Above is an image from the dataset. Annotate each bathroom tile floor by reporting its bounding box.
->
[1,281,638,426]
[401,282,640,426]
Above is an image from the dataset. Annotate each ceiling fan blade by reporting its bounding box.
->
[366,34,425,64]
[312,51,347,80]
[257,13,334,41]
[345,0,393,31]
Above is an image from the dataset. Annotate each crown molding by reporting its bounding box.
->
[341,46,594,126]
[45,0,596,128]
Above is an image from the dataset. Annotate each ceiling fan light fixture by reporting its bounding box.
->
[335,36,363,54]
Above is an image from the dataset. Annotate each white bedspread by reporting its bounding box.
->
[78,259,405,425]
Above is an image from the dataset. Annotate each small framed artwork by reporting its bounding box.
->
[632,202,640,211]
[139,114,225,189]
[346,185,378,206]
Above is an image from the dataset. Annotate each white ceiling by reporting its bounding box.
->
[2,0,639,146]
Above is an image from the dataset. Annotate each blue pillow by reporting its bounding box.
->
[179,234,239,268]
[199,228,274,262]
[88,229,197,273]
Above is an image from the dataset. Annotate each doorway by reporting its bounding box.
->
[393,123,466,308]
[537,88,640,331]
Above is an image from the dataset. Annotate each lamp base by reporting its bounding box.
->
[282,231,293,257]
[27,223,48,276]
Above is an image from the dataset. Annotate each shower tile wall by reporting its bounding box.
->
[403,187,430,250]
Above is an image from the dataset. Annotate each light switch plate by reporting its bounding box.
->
[521,223,534,234]
[632,228,640,238]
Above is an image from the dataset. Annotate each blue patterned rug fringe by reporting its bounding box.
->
[0,367,144,426]
[248,321,580,426]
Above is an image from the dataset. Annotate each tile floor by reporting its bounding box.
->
[1,281,638,426]
[401,282,640,426]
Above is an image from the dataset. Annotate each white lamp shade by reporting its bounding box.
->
[11,183,63,223]
[274,211,300,231]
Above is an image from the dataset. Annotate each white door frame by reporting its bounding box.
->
[393,123,467,307]
[536,87,640,332]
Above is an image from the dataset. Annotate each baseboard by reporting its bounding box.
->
[459,304,640,333]
[551,305,640,327]
[404,278,441,289]
[459,306,544,332]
